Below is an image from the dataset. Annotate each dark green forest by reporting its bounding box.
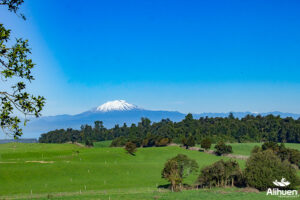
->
[39,113,300,144]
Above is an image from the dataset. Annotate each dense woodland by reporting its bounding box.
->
[39,113,300,144]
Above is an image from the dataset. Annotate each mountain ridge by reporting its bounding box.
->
[3,100,299,139]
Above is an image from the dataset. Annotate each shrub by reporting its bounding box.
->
[200,138,212,150]
[196,159,242,188]
[162,154,198,191]
[244,150,299,190]
[124,142,137,155]
[262,141,279,151]
[155,137,170,147]
[214,141,232,155]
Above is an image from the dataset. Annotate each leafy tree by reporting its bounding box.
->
[161,154,198,191]
[161,159,181,192]
[214,141,232,156]
[125,141,137,155]
[0,0,45,138]
[244,150,299,190]
[186,135,195,148]
[200,138,212,151]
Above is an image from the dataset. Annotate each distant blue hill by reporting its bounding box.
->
[16,109,300,139]
[3,100,299,139]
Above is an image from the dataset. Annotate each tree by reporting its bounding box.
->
[215,141,232,156]
[0,0,45,138]
[125,141,137,155]
[161,159,181,192]
[186,135,195,148]
[200,138,212,151]
[161,154,198,191]
[244,150,299,190]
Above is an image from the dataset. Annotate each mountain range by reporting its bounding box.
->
[8,100,300,139]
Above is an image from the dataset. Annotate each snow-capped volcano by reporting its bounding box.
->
[96,100,138,112]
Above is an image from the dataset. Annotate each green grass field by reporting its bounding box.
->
[0,142,299,199]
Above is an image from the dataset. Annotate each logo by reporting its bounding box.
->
[273,178,290,187]
[267,177,298,198]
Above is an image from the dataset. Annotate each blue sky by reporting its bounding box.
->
[1,0,300,115]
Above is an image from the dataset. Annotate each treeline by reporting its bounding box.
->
[39,113,300,143]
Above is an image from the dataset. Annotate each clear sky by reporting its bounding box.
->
[1,0,300,115]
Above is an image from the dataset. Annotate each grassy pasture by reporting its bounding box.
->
[0,142,299,199]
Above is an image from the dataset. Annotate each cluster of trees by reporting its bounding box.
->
[161,154,199,191]
[197,160,242,188]
[39,114,300,144]
[163,142,300,192]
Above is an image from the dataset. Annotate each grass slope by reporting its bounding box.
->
[0,143,244,198]
[0,142,299,199]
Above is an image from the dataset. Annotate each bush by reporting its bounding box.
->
[244,150,299,190]
[214,141,232,155]
[196,159,242,188]
[124,142,137,155]
[155,137,171,147]
[262,141,278,151]
[162,154,198,191]
[200,138,212,150]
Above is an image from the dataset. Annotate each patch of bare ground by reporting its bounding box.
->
[167,143,179,147]
[66,141,86,147]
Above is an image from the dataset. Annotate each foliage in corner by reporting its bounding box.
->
[0,0,45,138]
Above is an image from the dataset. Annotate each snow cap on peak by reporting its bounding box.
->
[96,100,138,112]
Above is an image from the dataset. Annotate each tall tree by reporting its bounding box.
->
[0,0,45,138]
